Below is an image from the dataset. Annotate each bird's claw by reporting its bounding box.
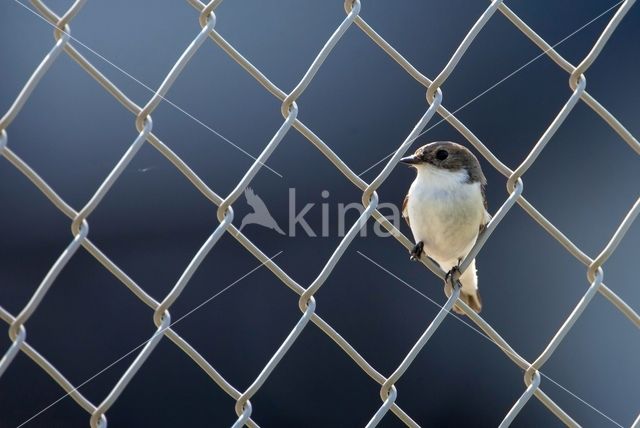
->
[445,266,461,288]
[410,241,424,261]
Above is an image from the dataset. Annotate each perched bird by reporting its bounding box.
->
[401,142,490,314]
[239,187,285,235]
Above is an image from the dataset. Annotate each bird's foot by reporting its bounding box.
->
[410,241,424,261]
[445,265,461,288]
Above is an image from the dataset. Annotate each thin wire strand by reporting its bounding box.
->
[356,251,624,428]
[357,0,625,177]
[16,251,283,428]
[0,0,637,426]
[11,0,283,178]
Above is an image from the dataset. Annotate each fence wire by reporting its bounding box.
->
[1,0,639,426]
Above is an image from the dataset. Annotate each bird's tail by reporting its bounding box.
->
[445,286,482,315]
[457,289,482,314]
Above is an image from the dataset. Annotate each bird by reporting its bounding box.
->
[239,187,286,235]
[400,141,490,314]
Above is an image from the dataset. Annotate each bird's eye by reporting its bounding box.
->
[435,149,448,161]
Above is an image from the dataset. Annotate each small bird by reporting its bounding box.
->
[401,142,490,314]
[239,187,286,235]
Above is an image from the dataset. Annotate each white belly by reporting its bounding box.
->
[407,168,484,266]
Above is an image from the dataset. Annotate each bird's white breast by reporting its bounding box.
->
[406,165,485,267]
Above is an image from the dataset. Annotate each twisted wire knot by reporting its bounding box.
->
[199,1,222,28]
[0,130,7,153]
[89,410,108,428]
[7,324,26,347]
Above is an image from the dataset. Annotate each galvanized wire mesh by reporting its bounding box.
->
[1,0,639,426]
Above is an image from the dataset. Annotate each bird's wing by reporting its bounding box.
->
[244,187,270,214]
[479,184,491,233]
[481,183,488,211]
[402,194,410,228]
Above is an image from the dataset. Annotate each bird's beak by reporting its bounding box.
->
[400,155,421,165]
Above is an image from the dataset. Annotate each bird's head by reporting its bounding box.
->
[400,141,485,184]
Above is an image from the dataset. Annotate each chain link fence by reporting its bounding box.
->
[1,0,639,426]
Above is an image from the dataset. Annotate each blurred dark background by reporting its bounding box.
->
[1,0,639,427]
